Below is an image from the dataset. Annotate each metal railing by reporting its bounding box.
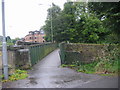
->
[29,43,58,65]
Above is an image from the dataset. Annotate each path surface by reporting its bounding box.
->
[3,49,118,88]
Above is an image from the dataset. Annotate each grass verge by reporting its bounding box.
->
[1,69,28,82]
[61,60,119,76]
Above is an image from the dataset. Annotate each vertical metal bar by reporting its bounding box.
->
[38,45,40,60]
[36,46,39,62]
[2,0,8,80]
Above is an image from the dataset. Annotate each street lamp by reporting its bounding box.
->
[39,3,53,43]
[2,0,8,80]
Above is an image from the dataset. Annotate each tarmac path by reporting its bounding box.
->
[2,49,118,88]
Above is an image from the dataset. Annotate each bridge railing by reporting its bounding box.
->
[0,43,58,73]
[29,43,58,66]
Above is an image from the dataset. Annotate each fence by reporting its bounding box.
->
[0,43,58,72]
[29,43,58,66]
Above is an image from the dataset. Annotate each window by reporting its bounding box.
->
[29,37,32,39]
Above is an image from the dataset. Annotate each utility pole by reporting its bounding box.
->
[50,3,53,43]
[2,0,8,80]
[38,3,53,43]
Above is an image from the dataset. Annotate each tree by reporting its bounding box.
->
[6,36,11,43]
[42,2,119,44]
[88,2,120,43]
[54,2,76,42]
[42,3,61,42]
[68,2,108,43]
[11,37,20,44]
[81,14,108,43]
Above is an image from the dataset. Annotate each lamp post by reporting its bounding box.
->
[39,3,53,42]
[2,0,8,80]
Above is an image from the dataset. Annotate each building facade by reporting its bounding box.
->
[24,30,45,43]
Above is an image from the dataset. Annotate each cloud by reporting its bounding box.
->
[0,0,66,39]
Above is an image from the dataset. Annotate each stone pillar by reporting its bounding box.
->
[15,49,31,69]
[7,50,16,75]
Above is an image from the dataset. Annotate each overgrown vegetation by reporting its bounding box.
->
[61,46,120,76]
[62,60,119,76]
[1,69,28,82]
[95,47,120,75]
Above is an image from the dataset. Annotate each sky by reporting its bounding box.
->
[0,0,66,39]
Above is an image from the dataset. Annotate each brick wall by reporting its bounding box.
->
[24,31,45,43]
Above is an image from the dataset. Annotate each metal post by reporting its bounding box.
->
[2,0,8,80]
[50,4,53,43]
[38,3,53,42]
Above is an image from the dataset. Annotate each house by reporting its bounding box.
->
[24,30,45,43]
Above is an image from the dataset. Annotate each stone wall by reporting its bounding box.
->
[59,43,118,64]
[0,48,16,75]
[0,45,35,71]
[0,43,58,74]
[0,46,27,74]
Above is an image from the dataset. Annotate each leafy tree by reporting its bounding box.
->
[57,2,76,42]
[70,2,108,43]
[82,15,108,43]
[6,36,11,43]
[88,2,120,43]
[42,3,61,42]
[42,2,119,44]
[11,37,21,44]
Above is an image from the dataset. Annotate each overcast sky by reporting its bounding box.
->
[0,0,66,39]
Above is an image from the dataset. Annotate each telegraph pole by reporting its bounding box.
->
[2,0,8,80]
[38,3,53,42]
[50,3,53,43]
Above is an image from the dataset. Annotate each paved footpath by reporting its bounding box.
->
[3,49,119,88]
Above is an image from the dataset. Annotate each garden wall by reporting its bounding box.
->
[59,43,118,64]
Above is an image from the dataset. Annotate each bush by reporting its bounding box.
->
[95,47,119,74]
